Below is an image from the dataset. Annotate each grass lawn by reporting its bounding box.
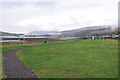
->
[17,39,118,78]
[1,40,67,78]
[2,40,65,53]
[0,47,2,79]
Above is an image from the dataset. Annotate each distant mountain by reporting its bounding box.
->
[0,31,18,36]
[60,25,113,37]
[28,31,60,35]
[27,25,114,37]
[62,26,110,33]
[25,25,116,37]
[1,25,116,38]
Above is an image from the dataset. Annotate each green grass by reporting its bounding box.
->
[0,46,2,79]
[1,40,69,78]
[17,39,118,78]
[2,40,67,53]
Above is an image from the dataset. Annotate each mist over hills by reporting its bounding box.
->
[28,25,115,36]
[0,31,18,36]
[1,25,118,37]
[28,31,60,35]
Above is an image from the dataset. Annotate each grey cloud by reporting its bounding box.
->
[1,0,118,33]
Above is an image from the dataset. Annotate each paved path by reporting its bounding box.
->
[3,43,59,78]
[3,41,77,78]
[3,48,38,78]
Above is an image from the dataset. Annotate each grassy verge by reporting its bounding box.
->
[1,40,69,78]
[17,39,118,78]
[0,47,2,79]
[2,40,69,53]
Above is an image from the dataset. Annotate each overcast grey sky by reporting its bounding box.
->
[0,0,119,33]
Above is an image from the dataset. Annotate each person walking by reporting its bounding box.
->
[44,41,47,44]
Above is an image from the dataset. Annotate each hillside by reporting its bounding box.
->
[60,25,114,37]
[0,31,18,36]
